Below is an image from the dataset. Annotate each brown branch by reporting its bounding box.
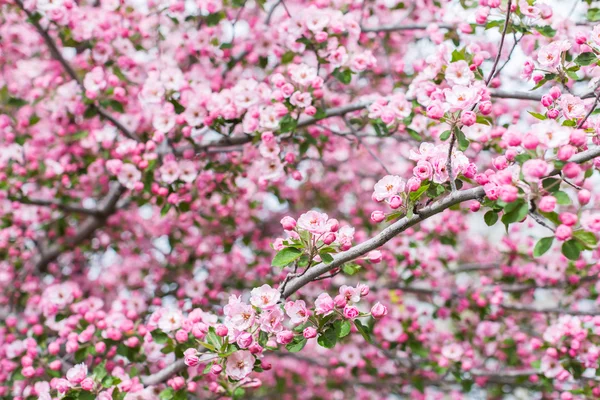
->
[9,196,101,216]
[35,184,125,273]
[485,0,512,86]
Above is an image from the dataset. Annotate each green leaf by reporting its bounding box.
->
[575,52,597,66]
[454,128,469,151]
[7,97,28,107]
[336,320,351,338]
[319,252,334,264]
[151,330,169,344]
[354,320,372,343]
[562,240,581,260]
[281,51,296,64]
[258,331,268,347]
[533,237,554,257]
[475,115,492,126]
[79,392,96,400]
[93,361,108,381]
[109,100,124,113]
[542,177,560,193]
[83,106,98,118]
[528,111,547,120]
[279,114,297,133]
[501,201,528,225]
[159,388,175,400]
[317,324,339,349]
[409,184,430,202]
[169,98,185,114]
[572,230,598,249]
[588,8,600,22]
[272,247,303,268]
[535,25,556,38]
[342,263,360,275]
[332,68,352,84]
[205,11,224,26]
[451,48,466,62]
[553,191,571,205]
[285,336,307,352]
[484,211,498,226]
[439,130,451,141]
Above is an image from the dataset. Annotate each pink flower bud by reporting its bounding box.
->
[343,305,360,320]
[538,196,557,212]
[461,111,476,126]
[184,349,200,367]
[547,108,559,119]
[236,332,253,349]
[578,189,591,205]
[81,378,94,391]
[557,145,576,161]
[575,33,587,45]
[570,129,586,146]
[303,327,317,339]
[479,101,492,115]
[492,156,508,170]
[388,195,403,209]
[371,302,388,319]
[407,177,421,192]
[555,224,573,241]
[327,218,340,232]
[426,102,444,120]
[175,330,188,343]
[276,330,294,345]
[549,86,562,99]
[280,216,296,230]
[323,232,336,245]
[371,210,385,223]
[532,72,544,84]
[367,250,382,263]
[211,364,222,375]
[563,162,581,179]
[559,212,578,226]
[216,325,228,337]
[541,94,553,108]
[522,133,539,150]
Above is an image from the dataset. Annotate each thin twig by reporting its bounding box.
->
[485,0,512,86]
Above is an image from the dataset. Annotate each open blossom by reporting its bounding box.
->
[297,210,330,234]
[284,300,310,325]
[224,295,256,331]
[225,350,255,380]
[373,175,405,202]
[158,309,184,332]
[250,284,281,309]
[259,308,284,333]
[532,120,570,148]
[537,43,561,68]
[117,164,141,189]
[445,60,474,86]
[444,85,480,111]
[315,293,335,315]
[522,159,552,182]
[559,94,586,120]
[160,160,180,184]
[66,363,87,384]
[441,343,464,361]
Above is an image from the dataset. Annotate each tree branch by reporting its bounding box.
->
[361,23,454,33]
[9,196,101,216]
[281,187,486,298]
[35,184,125,273]
[485,0,512,86]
